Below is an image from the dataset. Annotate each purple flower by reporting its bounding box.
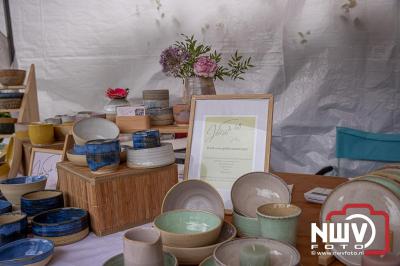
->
[159,46,189,77]
[193,56,218,78]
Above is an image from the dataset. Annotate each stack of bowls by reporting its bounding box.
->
[142,90,173,126]
[146,107,174,126]
[157,180,236,265]
[0,200,11,215]
[0,211,27,246]
[21,190,64,217]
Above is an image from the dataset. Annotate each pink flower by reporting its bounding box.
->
[106,88,129,99]
[193,56,218,78]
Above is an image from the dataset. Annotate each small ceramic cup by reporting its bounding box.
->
[28,122,55,145]
[172,104,190,125]
[256,203,302,246]
[85,139,120,174]
[123,227,164,266]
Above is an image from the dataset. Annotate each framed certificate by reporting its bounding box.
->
[184,94,274,209]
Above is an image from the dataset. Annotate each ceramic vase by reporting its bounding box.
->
[183,77,216,104]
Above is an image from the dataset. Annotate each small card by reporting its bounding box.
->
[304,187,333,204]
[116,106,146,116]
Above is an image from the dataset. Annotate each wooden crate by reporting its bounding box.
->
[57,162,178,236]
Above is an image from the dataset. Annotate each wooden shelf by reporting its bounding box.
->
[153,125,188,134]
[0,109,20,113]
[0,85,25,90]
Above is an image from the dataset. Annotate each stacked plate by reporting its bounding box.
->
[127,143,175,168]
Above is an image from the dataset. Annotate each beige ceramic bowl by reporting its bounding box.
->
[163,221,236,265]
[66,150,87,166]
[127,143,175,169]
[124,227,164,266]
[72,117,120,145]
[28,123,55,145]
[0,176,47,207]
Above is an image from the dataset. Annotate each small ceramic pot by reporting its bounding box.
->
[123,228,164,266]
[86,139,120,174]
[256,203,302,245]
[0,176,47,207]
[44,117,62,125]
[14,122,29,140]
[143,90,169,109]
[0,200,12,214]
[132,130,160,150]
[21,190,64,217]
[28,123,55,145]
[172,104,190,125]
[232,211,260,237]
[0,211,27,246]
[146,107,173,126]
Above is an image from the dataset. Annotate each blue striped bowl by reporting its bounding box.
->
[86,139,120,173]
[0,238,54,266]
[73,144,87,155]
[0,200,11,215]
[32,208,89,238]
[21,190,64,217]
[0,212,27,246]
[132,130,160,150]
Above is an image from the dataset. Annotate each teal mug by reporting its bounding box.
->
[256,203,301,246]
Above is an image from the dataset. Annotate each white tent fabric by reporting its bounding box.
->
[7,0,400,176]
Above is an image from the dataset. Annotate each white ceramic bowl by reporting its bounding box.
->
[127,143,175,168]
[72,117,120,145]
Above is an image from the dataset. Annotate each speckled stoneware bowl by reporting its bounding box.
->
[232,211,260,237]
[72,117,119,145]
[0,200,11,215]
[127,143,175,169]
[21,190,64,217]
[0,211,27,246]
[0,238,54,266]
[103,252,177,266]
[0,176,47,207]
[32,207,89,246]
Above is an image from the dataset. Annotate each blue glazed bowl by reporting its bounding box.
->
[0,176,47,207]
[0,212,27,246]
[21,190,64,217]
[86,139,120,173]
[0,238,54,265]
[0,200,11,215]
[132,130,160,150]
[32,208,89,237]
[73,144,87,155]
[0,176,47,185]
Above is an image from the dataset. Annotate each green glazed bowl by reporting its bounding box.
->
[154,209,222,248]
[358,175,400,198]
[103,252,177,266]
[232,211,260,237]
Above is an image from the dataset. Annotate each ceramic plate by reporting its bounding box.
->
[231,172,291,218]
[103,252,177,266]
[214,238,301,266]
[320,179,400,266]
[0,238,54,265]
[162,179,225,219]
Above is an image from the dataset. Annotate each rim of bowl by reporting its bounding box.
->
[29,122,53,126]
[67,149,86,157]
[0,175,47,186]
[232,210,258,221]
[0,238,54,264]
[21,190,63,201]
[86,138,120,145]
[0,199,11,208]
[124,227,161,246]
[256,203,302,219]
[161,179,224,218]
[127,143,172,151]
[162,221,237,251]
[0,211,27,225]
[154,209,222,236]
[32,207,88,226]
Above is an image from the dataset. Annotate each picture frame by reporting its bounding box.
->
[184,94,274,209]
[29,148,64,190]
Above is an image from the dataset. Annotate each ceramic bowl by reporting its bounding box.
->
[163,221,236,265]
[0,238,54,265]
[154,209,223,248]
[146,107,174,126]
[66,149,88,166]
[21,190,64,217]
[231,172,291,218]
[73,144,87,155]
[72,117,120,145]
[124,228,163,266]
[200,256,217,266]
[232,211,260,237]
[86,139,120,173]
[0,176,47,207]
[213,238,301,266]
[0,211,27,246]
[0,200,11,215]
[143,90,169,109]
[32,207,89,246]
[162,179,224,219]
[358,175,400,198]
[28,123,55,146]
[132,130,161,150]
[0,70,26,86]
[127,143,175,169]
[103,252,177,266]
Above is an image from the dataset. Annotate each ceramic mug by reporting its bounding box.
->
[123,227,164,266]
[85,139,120,173]
[28,122,55,145]
[172,104,190,125]
[256,203,302,245]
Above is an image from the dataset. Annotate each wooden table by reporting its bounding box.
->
[225,172,346,266]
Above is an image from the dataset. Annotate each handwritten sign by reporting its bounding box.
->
[29,149,63,189]
[116,106,146,116]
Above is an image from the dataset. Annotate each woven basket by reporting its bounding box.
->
[0,70,26,87]
[0,98,22,109]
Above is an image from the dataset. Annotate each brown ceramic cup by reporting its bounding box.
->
[123,227,164,266]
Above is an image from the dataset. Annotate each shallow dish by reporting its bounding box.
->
[213,238,301,266]
[231,172,291,218]
[21,190,64,217]
[321,179,400,266]
[154,209,222,248]
[162,179,224,219]
[163,221,236,265]
[66,150,87,166]
[32,207,89,246]
[0,211,27,246]
[232,211,260,237]
[72,117,120,145]
[103,251,177,266]
[0,200,11,214]
[127,143,175,169]
[0,238,54,265]
[0,176,47,207]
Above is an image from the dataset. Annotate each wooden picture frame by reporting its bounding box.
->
[184,94,274,208]
[29,148,64,189]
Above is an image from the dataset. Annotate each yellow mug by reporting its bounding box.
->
[28,122,55,145]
